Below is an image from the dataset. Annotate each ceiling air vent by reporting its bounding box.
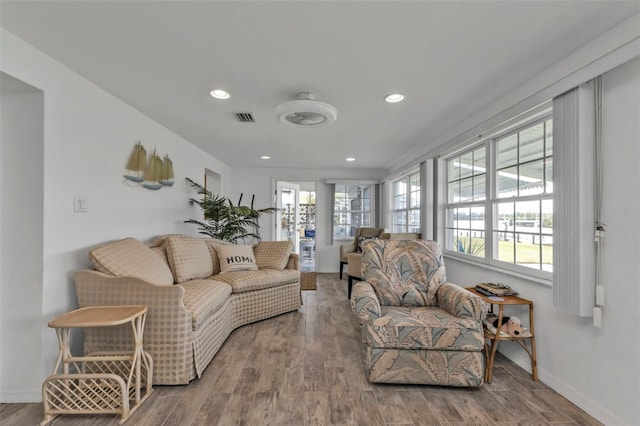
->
[235,113,255,123]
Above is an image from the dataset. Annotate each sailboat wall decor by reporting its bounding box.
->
[124,141,146,183]
[142,149,164,190]
[159,155,175,186]
[123,142,175,190]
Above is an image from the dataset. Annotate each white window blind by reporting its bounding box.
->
[552,82,596,316]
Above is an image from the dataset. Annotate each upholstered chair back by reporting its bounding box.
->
[356,227,385,239]
[354,227,384,249]
[361,239,446,306]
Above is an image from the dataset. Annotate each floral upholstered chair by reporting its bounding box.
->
[351,239,487,387]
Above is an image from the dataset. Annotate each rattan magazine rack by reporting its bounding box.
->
[41,306,153,425]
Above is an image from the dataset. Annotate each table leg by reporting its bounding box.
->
[485,306,504,383]
[529,303,538,381]
[130,317,142,405]
[53,328,71,375]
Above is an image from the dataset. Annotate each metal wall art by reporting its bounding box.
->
[124,141,174,190]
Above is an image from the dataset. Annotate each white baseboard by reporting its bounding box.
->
[0,388,42,403]
[508,356,626,426]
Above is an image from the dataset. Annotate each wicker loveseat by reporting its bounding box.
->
[351,239,487,387]
[74,234,301,385]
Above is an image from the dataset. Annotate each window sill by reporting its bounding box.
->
[443,251,552,287]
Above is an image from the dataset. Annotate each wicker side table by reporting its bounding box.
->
[465,287,538,384]
[41,305,153,425]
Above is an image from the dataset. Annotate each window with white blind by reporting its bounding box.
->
[443,109,554,277]
[391,170,421,233]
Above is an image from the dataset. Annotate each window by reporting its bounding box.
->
[333,184,374,239]
[299,190,316,234]
[445,146,487,257]
[494,119,553,272]
[444,112,553,276]
[392,170,421,233]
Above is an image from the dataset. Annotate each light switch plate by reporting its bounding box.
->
[74,195,88,213]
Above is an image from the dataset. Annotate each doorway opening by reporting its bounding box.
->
[204,168,222,195]
[275,181,316,272]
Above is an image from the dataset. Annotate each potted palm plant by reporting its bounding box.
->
[184,177,276,243]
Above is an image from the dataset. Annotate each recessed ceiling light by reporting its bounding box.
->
[210,89,230,100]
[260,155,271,160]
[346,157,356,162]
[384,93,405,103]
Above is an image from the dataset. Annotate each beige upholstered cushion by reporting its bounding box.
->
[203,238,231,275]
[217,245,259,273]
[180,280,232,330]
[149,244,169,266]
[147,234,187,248]
[89,238,174,286]
[165,236,214,283]
[213,269,299,294]
[347,252,363,279]
[253,241,293,270]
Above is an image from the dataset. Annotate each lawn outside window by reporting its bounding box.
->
[444,109,553,279]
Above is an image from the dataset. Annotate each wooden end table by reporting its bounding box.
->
[41,305,153,425]
[466,287,538,383]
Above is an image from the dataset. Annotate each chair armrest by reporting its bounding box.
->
[346,253,363,278]
[350,281,381,326]
[340,242,357,260]
[74,270,192,345]
[285,253,299,270]
[437,282,488,322]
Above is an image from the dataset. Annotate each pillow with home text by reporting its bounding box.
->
[217,245,259,273]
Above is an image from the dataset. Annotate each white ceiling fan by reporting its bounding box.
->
[276,92,337,128]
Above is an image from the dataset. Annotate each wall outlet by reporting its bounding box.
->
[74,195,88,213]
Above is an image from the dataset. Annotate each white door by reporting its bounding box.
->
[275,181,300,254]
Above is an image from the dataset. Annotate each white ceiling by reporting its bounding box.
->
[1,1,638,170]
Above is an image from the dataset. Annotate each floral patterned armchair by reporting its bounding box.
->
[351,239,488,387]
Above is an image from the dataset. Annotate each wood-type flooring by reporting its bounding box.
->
[1,273,601,426]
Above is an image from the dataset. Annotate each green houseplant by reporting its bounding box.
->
[184,177,276,243]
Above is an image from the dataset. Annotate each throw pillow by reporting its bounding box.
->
[165,236,214,283]
[253,240,293,270]
[217,245,259,273]
[203,238,232,275]
[89,237,174,286]
[357,236,379,253]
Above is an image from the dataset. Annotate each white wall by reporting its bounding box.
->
[0,74,45,401]
[444,57,639,426]
[229,167,386,272]
[0,29,231,402]
[0,15,637,424]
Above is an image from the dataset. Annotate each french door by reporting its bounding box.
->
[275,181,300,254]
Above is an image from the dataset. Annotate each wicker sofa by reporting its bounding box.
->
[74,234,301,385]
